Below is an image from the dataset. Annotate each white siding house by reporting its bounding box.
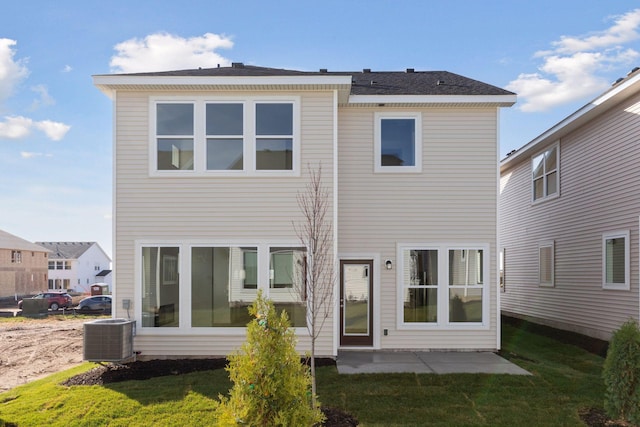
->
[499,68,640,341]
[37,242,112,293]
[94,64,515,359]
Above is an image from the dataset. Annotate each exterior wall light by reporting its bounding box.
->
[385,259,393,270]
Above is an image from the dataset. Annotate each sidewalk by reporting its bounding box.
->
[336,350,530,375]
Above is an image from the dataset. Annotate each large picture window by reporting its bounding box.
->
[398,244,488,328]
[139,243,307,330]
[374,112,422,173]
[602,231,630,290]
[532,143,559,202]
[191,246,257,327]
[151,97,299,176]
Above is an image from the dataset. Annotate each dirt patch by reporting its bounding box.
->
[0,317,85,392]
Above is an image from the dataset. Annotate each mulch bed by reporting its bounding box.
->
[62,358,358,426]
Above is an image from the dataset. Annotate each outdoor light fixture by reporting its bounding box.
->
[385,259,393,270]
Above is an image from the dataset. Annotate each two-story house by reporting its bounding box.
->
[36,242,112,293]
[500,67,640,341]
[94,63,515,359]
[0,229,49,298]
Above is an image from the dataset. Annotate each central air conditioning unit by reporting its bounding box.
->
[83,318,136,362]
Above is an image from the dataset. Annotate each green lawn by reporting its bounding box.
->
[0,320,606,426]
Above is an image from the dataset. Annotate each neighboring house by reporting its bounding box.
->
[94,63,515,359]
[36,242,112,293]
[500,67,640,341]
[0,229,49,298]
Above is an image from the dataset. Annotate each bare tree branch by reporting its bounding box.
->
[293,162,335,405]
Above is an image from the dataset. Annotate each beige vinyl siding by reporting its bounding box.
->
[113,90,335,357]
[338,107,499,350]
[500,92,640,341]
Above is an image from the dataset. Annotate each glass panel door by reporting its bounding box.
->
[340,260,373,346]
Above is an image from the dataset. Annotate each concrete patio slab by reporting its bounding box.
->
[337,350,530,375]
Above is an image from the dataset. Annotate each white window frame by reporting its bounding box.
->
[531,142,559,203]
[538,240,554,288]
[396,243,490,330]
[374,112,422,173]
[150,96,300,177]
[134,240,309,336]
[11,250,22,264]
[602,230,630,290]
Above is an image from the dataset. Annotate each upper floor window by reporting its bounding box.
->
[152,97,299,176]
[11,250,22,264]
[602,231,630,290]
[374,112,422,173]
[156,103,194,171]
[532,143,559,202]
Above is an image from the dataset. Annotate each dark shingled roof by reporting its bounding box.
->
[108,64,513,97]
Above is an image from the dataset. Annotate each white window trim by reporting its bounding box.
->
[531,141,560,204]
[374,112,422,173]
[396,243,490,330]
[602,230,630,290]
[149,96,301,177]
[134,239,310,336]
[538,240,555,288]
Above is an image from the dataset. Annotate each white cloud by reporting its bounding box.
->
[62,65,72,73]
[30,84,55,110]
[21,151,53,159]
[110,32,233,73]
[0,115,70,141]
[507,9,640,112]
[0,115,32,139]
[34,119,70,141]
[0,38,29,103]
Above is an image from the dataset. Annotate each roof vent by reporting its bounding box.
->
[628,67,640,76]
[363,68,371,73]
[231,62,245,69]
[613,77,624,86]
[406,68,415,73]
[370,80,376,86]
[436,80,445,86]
[319,68,328,73]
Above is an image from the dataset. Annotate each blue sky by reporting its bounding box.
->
[2,1,640,258]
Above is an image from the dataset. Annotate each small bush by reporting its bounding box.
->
[215,291,324,426]
[603,318,640,424]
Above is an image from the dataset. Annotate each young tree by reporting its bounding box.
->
[215,291,323,426]
[293,163,335,405]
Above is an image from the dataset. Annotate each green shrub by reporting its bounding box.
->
[215,291,324,426]
[603,318,640,424]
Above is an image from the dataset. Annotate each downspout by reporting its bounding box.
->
[333,89,339,356]
[496,106,502,351]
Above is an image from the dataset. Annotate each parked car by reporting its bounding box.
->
[78,295,112,313]
[18,292,73,311]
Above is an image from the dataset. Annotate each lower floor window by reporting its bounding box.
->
[141,244,307,329]
[399,244,488,326]
[602,230,630,290]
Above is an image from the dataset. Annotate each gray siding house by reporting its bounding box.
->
[94,64,515,359]
[500,68,640,341]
